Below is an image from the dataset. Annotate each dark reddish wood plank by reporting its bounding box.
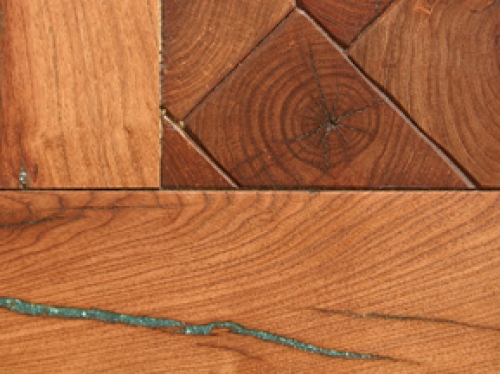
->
[184,11,470,189]
[0,0,159,189]
[298,0,394,46]
[0,191,499,372]
[350,0,500,187]
[161,0,294,119]
[161,118,236,188]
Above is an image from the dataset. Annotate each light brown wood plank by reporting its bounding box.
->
[161,0,294,119]
[0,0,159,189]
[184,11,470,188]
[349,0,500,187]
[0,191,499,372]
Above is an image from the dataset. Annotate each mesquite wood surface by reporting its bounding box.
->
[298,0,394,46]
[1,192,499,372]
[350,0,500,187]
[1,1,500,372]
[184,11,469,189]
[0,0,159,189]
[161,0,294,119]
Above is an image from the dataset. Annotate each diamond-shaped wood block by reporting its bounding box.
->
[182,11,469,189]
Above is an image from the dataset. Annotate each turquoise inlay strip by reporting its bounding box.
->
[0,297,391,360]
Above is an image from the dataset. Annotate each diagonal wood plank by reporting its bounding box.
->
[0,0,159,189]
[349,0,500,187]
[161,0,294,119]
[183,11,470,189]
[0,191,499,372]
[298,0,394,46]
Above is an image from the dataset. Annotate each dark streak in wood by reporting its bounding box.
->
[310,308,500,332]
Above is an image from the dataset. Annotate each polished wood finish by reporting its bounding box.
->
[1,1,498,372]
[349,0,500,187]
[0,191,499,372]
[298,0,394,46]
[0,0,159,189]
[161,0,294,120]
[184,11,470,189]
[161,119,236,189]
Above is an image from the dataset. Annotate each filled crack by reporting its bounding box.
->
[311,308,500,332]
[287,46,384,173]
[0,297,393,360]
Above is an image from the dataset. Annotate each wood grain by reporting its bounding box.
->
[298,0,394,46]
[1,191,499,372]
[349,0,500,188]
[161,118,236,189]
[0,0,159,189]
[161,0,294,119]
[184,11,470,189]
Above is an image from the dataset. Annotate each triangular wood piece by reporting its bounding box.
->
[350,0,500,187]
[184,11,470,189]
[161,0,294,119]
[298,0,394,46]
[161,119,236,189]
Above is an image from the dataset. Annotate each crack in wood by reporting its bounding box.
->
[286,46,384,173]
[0,297,394,361]
[472,0,499,13]
[310,308,500,332]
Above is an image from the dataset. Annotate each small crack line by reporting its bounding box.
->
[310,308,500,332]
[0,216,61,230]
[472,0,499,13]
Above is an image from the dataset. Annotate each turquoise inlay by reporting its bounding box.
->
[0,297,391,360]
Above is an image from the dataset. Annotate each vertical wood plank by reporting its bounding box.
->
[0,0,159,188]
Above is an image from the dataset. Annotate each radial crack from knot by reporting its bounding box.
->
[289,45,384,173]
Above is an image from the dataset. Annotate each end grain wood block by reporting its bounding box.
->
[0,191,499,372]
[184,11,470,189]
[161,118,236,189]
[161,0,294,119]
[350,0,500,187]
[0,0,159,189]
[298,0,394,46]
